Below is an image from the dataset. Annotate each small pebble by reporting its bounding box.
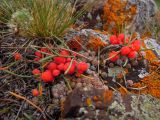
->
[126,63,131,69]
[116,59,123,66]
[53,93,59,99]
[59,95,64,98]
[127,80,134,86]
[92,59,98,66]
[109,63,114,68]
[101,72,108,79]
[90,66,96,71]
[91,51,96,56]
[71,82,76,88]
[82,83,87,87]
[76,83,82,88]
[131,60,138,66]
[86,69,93,75]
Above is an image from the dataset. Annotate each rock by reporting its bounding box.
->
[73,0,157,32]
[130,0,157,32]
[62,87,160,120]
[64,29,109,51]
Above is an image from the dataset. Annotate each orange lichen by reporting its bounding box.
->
[67,36,83,51]
[118,86,128,96]
[103,90,113,104]
[93,29,108,35]
[103,0,137,33]
[93,95,100,102]
[145,50,158,61]
[86,97,92,106]
[132,51,160,98]
[87,36,107,51]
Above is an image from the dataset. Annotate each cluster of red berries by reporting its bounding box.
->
[34,48,51,62]
[109,34,141,62]
[32,50,89,83]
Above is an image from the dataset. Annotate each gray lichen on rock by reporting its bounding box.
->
[62,87,160,120]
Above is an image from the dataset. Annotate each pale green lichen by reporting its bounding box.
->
[107,94,160,120]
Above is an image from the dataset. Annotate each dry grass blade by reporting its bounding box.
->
[9,91,47,120]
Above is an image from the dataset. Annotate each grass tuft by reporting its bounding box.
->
[0,0,100,38]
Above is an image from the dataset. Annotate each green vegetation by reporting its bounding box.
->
[0,0,98,38]
[155,0,160,7]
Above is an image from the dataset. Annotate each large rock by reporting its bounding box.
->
[62,87,160,120]
[129,0,158,32]
[74,0,157,32]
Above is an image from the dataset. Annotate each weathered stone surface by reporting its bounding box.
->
[64,29,109,42]
[74,0,157,32]
[129,0,158,32]
[62,87,160,120]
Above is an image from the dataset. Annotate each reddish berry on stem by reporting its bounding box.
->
[110,35,118,45]
[77,62,89,73]
[108,51,119,62]
[67,58,72,62]
[120,46,131,55]
[32,89,39,96]
[35,51,42,58]
[14,52,22,61]
[63,62,76,75]
[54,57,66,64]
[57,63,65,71]
[131,40,141,51]
[52,69,60,77]
[40,48,48,53]
[47,62,57,70]
[41,70,54,82]
[32,69,41,75]
[128,51,137,59]
[34,57,40,62]
[118,33,125,43]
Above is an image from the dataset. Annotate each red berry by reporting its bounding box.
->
[41,70,54,82]
[32,69,41,75]
[108,51,119,62]
[14,52,22,60]
[35,51,42,58]
[77,62,89,72]
[63,62,76,75]
[77,70,84,74]
[120,46,131,55]
[133,40,141,45]
[32,89,39,96]
[52,69,60,77]
[131,40,141,51]
[34,57,40,62]
[118,33,125,43]
[40,48,48,53]
[67,58,72,62]
[54,57,66,64]
[124,38,129,44]
[60,50,70,56]
[47,62,57,70]
[57,63,65,71]
[110,35,118,45]
[73,60,78,65]
[128,51,137,59]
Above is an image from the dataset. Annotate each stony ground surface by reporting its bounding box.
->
[62,87,160,120]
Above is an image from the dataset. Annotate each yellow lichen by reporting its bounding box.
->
[87,36,107,51]
[103,0,137,33]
